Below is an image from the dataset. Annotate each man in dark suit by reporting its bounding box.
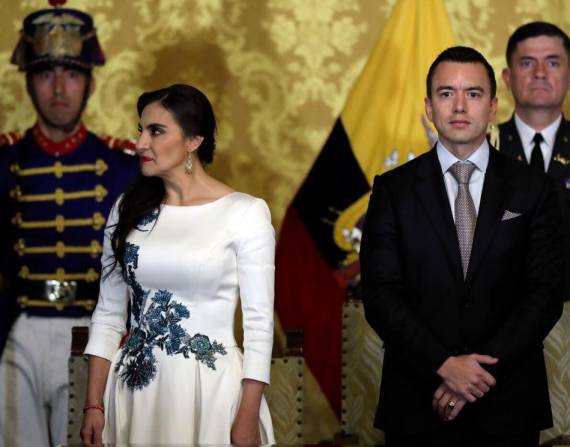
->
[360,46,564,446]
[499,22,570,300]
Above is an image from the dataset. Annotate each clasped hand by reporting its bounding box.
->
[433,354,498,421]
[432,383,465,421]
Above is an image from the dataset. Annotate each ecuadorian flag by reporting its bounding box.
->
[275,0,455,417]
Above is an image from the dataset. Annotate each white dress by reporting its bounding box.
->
[84,192,276,445]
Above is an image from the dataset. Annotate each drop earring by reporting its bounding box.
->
[185,152,193,175]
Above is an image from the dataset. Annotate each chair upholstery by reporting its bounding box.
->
[540,302,570,445]
[266,355,304,444]
[340,300,384,445]
[67,327,89,445]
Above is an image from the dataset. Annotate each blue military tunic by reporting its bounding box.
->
[0,123,139,347]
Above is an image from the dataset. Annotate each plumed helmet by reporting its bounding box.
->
[11,0,105,71]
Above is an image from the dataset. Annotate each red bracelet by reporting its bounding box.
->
[83,404,104,414]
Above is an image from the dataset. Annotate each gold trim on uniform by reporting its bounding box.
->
[553,153,570,166]
[9,185,108,205]
[29,13,88,59]
[0,132,22,146]
[11,212,106,232]
[18,266,99,282]
[16,296,96,312]
[14,239,102,258]
[10,159,108,177]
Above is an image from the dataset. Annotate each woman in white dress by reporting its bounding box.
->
[80,84,275,446]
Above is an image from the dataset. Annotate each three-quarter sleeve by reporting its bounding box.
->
[84,198,129,361]
[236,198,275,384]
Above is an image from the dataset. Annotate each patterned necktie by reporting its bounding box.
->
[449,161,477,278]
[530,133,544,171]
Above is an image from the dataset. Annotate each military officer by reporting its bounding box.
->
[0,2,139,446]
[498,21,570,300]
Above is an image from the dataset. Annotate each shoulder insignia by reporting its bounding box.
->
[487,124,500,150]
[553,153,570,166]
[0,131,23,147]
[97,134,136,156]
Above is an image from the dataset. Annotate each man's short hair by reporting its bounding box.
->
[506,21,570,66]
[426,46,496,99]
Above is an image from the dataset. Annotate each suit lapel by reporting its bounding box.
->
[415,150,463,281]
[466,148,509,285]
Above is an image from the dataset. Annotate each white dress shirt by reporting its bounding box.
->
[437,140,489,222]
[514,113,561,171]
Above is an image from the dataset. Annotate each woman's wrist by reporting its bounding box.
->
[235,405,261,424]
[85,394,104,406]
[83,404,105,414]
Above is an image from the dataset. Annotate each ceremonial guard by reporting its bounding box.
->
[0,2,138,446]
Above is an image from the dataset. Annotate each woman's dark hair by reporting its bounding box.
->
[136,84,217,165]
[110,84,217,275]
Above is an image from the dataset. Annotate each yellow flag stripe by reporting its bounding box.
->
[341,0,455,182]
[334,0,455,250]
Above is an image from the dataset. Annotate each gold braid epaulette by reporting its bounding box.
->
[96,134,136,156]
[0,131,23,147]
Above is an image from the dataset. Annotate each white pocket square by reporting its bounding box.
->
[501,210,522,221]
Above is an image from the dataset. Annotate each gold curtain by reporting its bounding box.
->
[2,0,569,232]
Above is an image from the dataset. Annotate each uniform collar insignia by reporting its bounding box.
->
[553,153,570,166]
[32,122,88,156]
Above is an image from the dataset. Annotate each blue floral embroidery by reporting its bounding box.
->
[116,328,157,391]
[183,334,227,370]
[137,209,159,228]
[124,242,139,269]
[116,242,227,391]
[123,243,147,323]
